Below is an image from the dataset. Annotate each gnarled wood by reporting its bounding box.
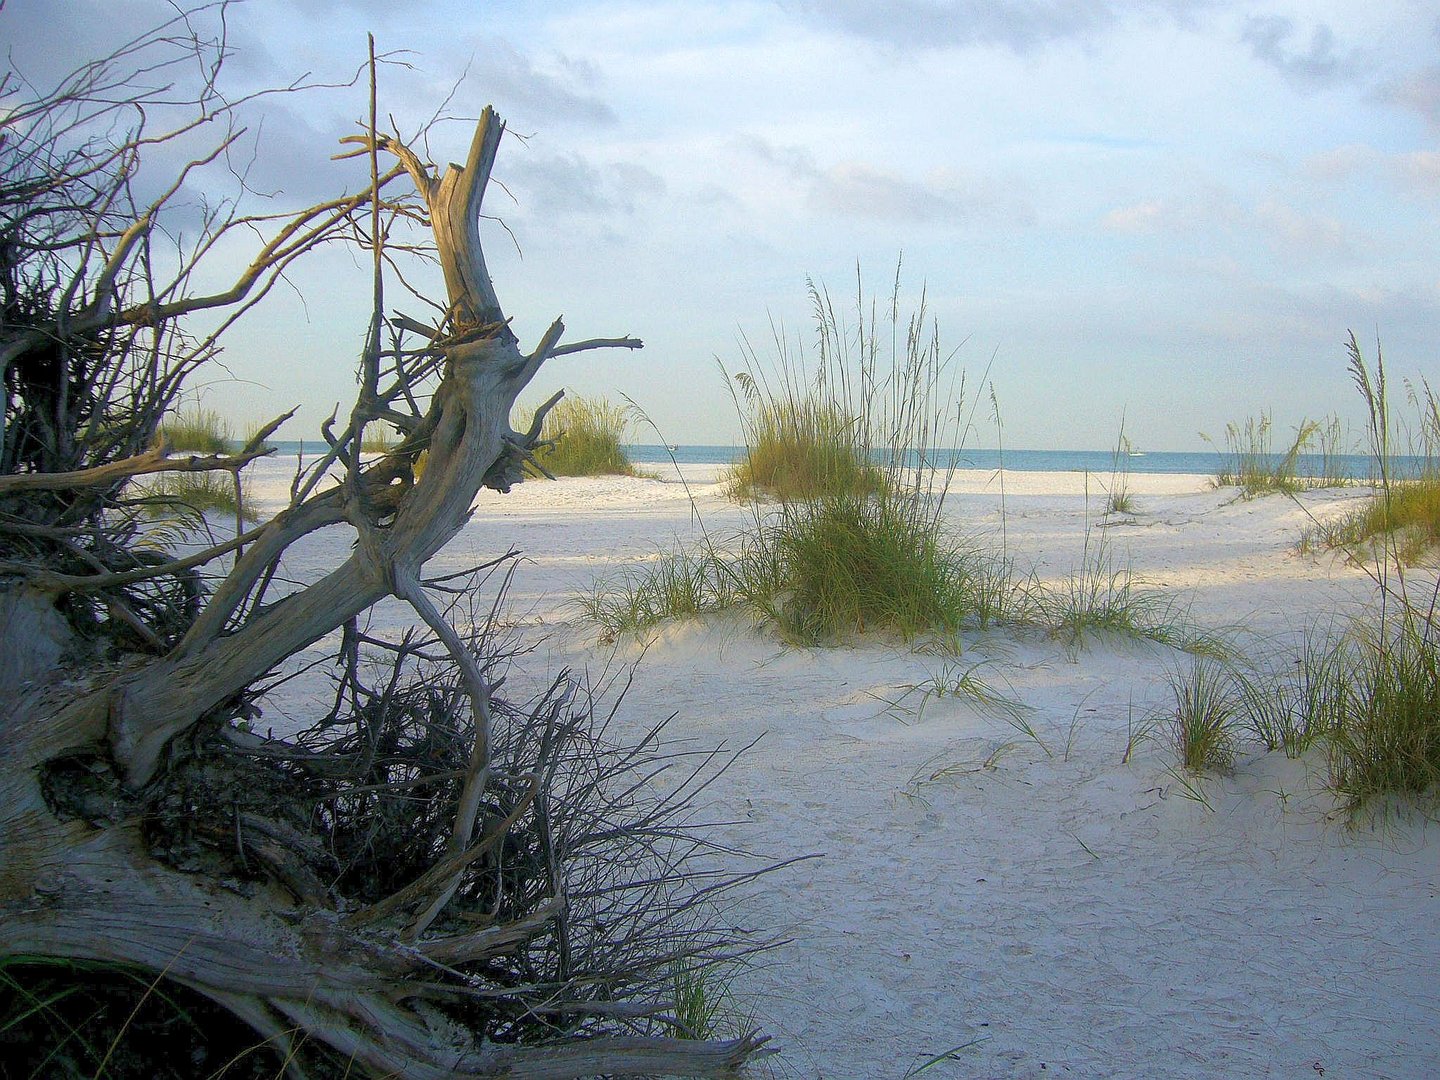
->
[0,24,770,1074]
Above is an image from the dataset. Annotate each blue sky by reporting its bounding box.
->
[11,1,1440,450]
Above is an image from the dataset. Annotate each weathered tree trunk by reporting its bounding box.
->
[0,102,765,1078]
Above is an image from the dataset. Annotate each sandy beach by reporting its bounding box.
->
[247,459,1438,1080]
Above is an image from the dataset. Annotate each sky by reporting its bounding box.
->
[7,0,1440,451]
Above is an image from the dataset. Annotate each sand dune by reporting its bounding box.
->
[248,460,1438,1079]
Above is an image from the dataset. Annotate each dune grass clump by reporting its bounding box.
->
[129,469,255,528]
[579,550,742,639]
[1303,477,1440,566]
[1183,337,1440,815]
[155,407,232,454]
[360,424,399,453]
[757,494,1004,643]
[1302,364,1440,566]
[1167,659,1241,773]
[1324,618,1440,812]
[727,396,885,501]
[721,273,1002,644]
[1103,417,1138,517]
[587,269,1019,645]
[1229,634,1347,758]
[1204,412,1342,498]
[530,395,637,477]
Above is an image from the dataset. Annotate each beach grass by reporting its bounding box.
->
[586,268,1026,646]
[1037,520,1230,657]
[726,396,886,501]
[1167,659,1240,773]
[1199,336,1440,814]
[1324,617,1440,813]
[132,469,254,524]
[1103,416,1138,517]
[0,954,282,1077]
[530,395,637,478]
[155,407,232,454]
[1204,412,1349,498]
[1303,477,1440,566]
[1230,635,1346,758]
[360,424,400,453]
[758,495,994,643]
[1299,355,1439,565]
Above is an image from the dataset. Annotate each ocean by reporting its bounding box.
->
[622,444,1416,480]
[258,441,1418,480]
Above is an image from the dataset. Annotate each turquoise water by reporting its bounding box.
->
[623,444,1417,480]
[259,441,1421,480]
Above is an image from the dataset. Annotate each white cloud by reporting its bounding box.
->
[788,0,1211,54]
[1253,199,1352,259]
[738,135,1033,225]
[503,150,665,218]
[1395,151,1440,194]
[1102,200,1165,232]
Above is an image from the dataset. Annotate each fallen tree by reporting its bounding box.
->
[1,10,771,1077]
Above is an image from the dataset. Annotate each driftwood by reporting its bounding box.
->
[0,14,770,1078]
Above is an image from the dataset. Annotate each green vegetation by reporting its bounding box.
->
[1038,528,1228,657]
[1324,618,1440,812]
[133,469,254,523]
[1103,416,1138,517]
[1166,659,1240,773]
[155,407,232,454]
[587,272,1016,646]
[1204,411,1349,498]
[1155,336,1440,815]
[587,272,1226,655]
[530,394,637,477]
[1302,477,1440,566]
[1300,366,1440,566]
[669,961,751,1045]
[360,424,399,453]
[755,495,1009,644]
[727,396,885,501]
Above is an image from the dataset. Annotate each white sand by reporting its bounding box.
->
[245,460,1438,1079]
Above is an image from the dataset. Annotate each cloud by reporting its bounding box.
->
[1253,199,1352,258]
[1239,15,1360,91]
[1303,145,1370,184]
[1387,66,1440,132]
[470,43,617,127]
[1102,194,1354,260]
[1102,200,1165,232]
[1394,151,1440,195]
[502,151,665,218]
[739,134,1032,225]
[787,0,1211,53]
[813,162,1033,224]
